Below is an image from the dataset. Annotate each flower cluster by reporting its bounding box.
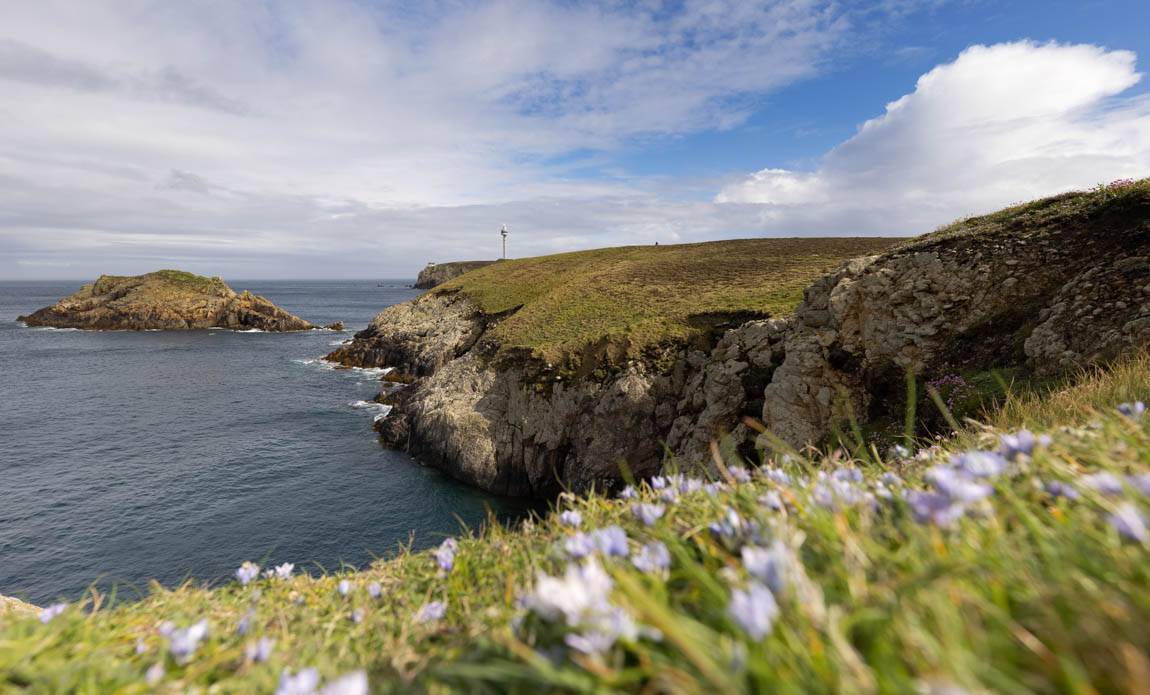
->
[434,538,458,573]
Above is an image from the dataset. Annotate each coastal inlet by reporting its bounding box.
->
[0,280,535,606]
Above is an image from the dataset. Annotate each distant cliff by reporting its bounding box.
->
[413,261,495,289]
[18,270,341,332]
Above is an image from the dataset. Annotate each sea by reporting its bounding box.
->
[0,280,536,606]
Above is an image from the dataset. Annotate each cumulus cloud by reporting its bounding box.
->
[717,41,1150,232]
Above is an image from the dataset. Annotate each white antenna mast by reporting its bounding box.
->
[500,224,509,259]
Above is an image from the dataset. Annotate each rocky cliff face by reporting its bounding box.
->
[18,270,336,332]
[330,187,1150,497]
[413,261,496,289]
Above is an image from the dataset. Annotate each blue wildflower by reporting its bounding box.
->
[759,490,784,511]
[591,526,629,557]
[704,481,725,496]
[38,603,66,624]
[434,538,458,573]
[678,477,704,494]
[631,542,671,574]
[618,485,638,500]
[740,542,793,596]
[277,668,321,695]
[728,582,779,640]
[1082,472,1125,496]
[907,490,967,527]
[998,430,1051,461]
[167,620,209,662]
[266,563,294,580]
[318,671,369,695]
[559,510,583,527]
[949,450,1008,478]
[729,467,752,484]
[1118,401,1147,419]
[245,637,275,663]
[415,601,446,624]
[925,466,993,503]
[235,561,260,586]
[236,609,254,636]
[650,476,669,490]
[1043,480,1080,500]
[887,444,911,460]
[338,579,352,596]
[351,608,365,624]
[367,582,382,599]
[631,503,666,527]
[1109,503,1148,542]
[1127,473,1150,497]
[564,532,596,558]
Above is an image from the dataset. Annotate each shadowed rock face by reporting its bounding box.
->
[18,270,332,332]
[413,261,496,290]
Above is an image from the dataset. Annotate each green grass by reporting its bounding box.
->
[434,238,900,367]
[4,357,1149,693]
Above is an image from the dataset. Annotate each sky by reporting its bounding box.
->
[1,0,1148,280]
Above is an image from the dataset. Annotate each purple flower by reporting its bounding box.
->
[998,430,1050,461]
[631,542,671,574]
[559,510,583,527]
[367,582,382,599]
[678,477,704,494]
[1109,503,1148,542]
[277,668,321,695]
[831,467,863,484]
[1127,474,1150,497]
[337,579,352,596]
[434,538,458,573]
[925,466,993,503]
[525,559,642,655]
[758,490,784,511]
[1082,472,1125,496]
[949,450,1008,478]
[319,671,369,695]
[1118,401,1146,419]
[265,563,294,580]
[416,600,446,624]
[145,663,165,686]
[591,526,629,557]
[235,561,260,586]
[564,532,597,558]
[728,583,779,640]
[38,603,67,624]
[350,608,365,624]
[762,466,792,486]
[729,467,752,484]
[631,503,666,527]
[740,542,794,596]
[167,620,209,662]
[618,485,638,500]
[703,481,725,496]
[245,637,275,663]
[658,487,680,504]
[236,609,254,636]
[887,444,911,460]
[907,490,967,528]
[650,476,669,490]
[1043,480,1080,500]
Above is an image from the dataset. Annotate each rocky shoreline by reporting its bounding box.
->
[413,261,496,289]
[330,190,1150,497]
[19,270,342,332]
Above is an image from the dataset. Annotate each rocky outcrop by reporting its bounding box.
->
[331,187,1150,496]
[18,270,339,332]
[414,261,496,289]
[0,595,37,623]
[762,192,1150,447]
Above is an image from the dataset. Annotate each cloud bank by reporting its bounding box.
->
[0,2,1147,280]
[718,41,1150,231]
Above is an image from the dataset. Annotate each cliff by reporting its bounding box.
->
[331,181,1150,496]
[413,260,496,289]
[18,270,339,332]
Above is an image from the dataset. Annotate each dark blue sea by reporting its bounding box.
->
[0,280,534,606]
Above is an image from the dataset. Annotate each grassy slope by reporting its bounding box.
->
[3,354,1149,693]
[435,238,900,366]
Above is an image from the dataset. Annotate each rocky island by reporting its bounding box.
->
[331,181,1150,496]
[18,270,340,332]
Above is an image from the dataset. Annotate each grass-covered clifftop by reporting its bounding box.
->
[434,238,899,365]
[3,354,1149,693]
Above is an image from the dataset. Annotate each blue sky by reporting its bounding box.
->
[1,0,1148,279]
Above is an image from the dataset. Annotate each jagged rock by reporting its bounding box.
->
[17,270,323,331]
[413,261,496,289]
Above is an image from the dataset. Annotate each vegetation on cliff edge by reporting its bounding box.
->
[434,238,899,366]
[3,353,1149,693]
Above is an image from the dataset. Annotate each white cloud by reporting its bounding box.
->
[0,0,892,278]
[717,41,1150,231]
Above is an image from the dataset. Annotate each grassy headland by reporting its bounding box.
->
[3,354,1148,693]
[434,238,900,366]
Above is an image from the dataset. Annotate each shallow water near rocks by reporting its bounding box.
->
[0,280,536,606]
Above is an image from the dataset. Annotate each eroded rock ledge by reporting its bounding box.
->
[18,270,339,332]
[330,190,1150,497]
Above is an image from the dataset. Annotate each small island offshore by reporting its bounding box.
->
[18,270,342,332]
